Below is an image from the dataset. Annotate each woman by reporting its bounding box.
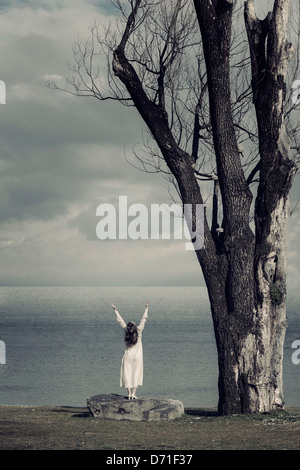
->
[111,301,149,400]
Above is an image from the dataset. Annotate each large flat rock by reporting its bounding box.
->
[86,393,184,422]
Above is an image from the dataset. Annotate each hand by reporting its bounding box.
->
[111,304,116,310]
[146,300,150,308]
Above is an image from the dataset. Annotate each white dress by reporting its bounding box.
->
[115,307,148,389]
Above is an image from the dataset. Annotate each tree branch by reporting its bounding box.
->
[194,0,253,228]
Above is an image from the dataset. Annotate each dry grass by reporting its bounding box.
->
[0,405,299,450]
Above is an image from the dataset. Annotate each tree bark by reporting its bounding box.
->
[193,0,257,415]
[193,0,297,414]
[243,0,298,412]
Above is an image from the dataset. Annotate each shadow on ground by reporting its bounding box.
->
[50,405,220,419]
[50,406,91,418]
[184,408,219,417]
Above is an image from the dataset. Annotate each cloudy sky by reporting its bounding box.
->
[0,0,299,288]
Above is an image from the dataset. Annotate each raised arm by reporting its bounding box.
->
[138,301,149,332]
[111,304,127,329]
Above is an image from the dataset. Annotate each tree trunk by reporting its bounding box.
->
[192,0,257,415]
[193,0,297,414]
[112,0,297,414]
[243,0,298,412]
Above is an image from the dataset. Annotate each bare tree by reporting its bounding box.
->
[49,0,299,414]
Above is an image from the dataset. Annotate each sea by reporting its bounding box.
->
[0,285,299,408]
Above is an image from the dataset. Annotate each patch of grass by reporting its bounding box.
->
[0,405,299,450]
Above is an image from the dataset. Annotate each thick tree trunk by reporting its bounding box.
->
[205,175,295,415]
[193,0,297,414]
[243,0,297,412]
[193,0,257,414]
[112,0,297,415]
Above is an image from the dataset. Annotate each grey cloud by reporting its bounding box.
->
[0,41,146,225]
[0,173,77,223]
[0,143,144,224]
[0,0,299,288]
[68,203,99,240]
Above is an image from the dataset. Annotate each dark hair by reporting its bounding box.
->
[125,322,138,348]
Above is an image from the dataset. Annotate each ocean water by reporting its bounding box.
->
[0,286,299,408]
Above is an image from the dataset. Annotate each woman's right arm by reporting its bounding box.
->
[138,301,149,331]
[111,304,127,329]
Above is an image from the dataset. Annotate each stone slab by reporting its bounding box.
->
[86,393,184,422]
